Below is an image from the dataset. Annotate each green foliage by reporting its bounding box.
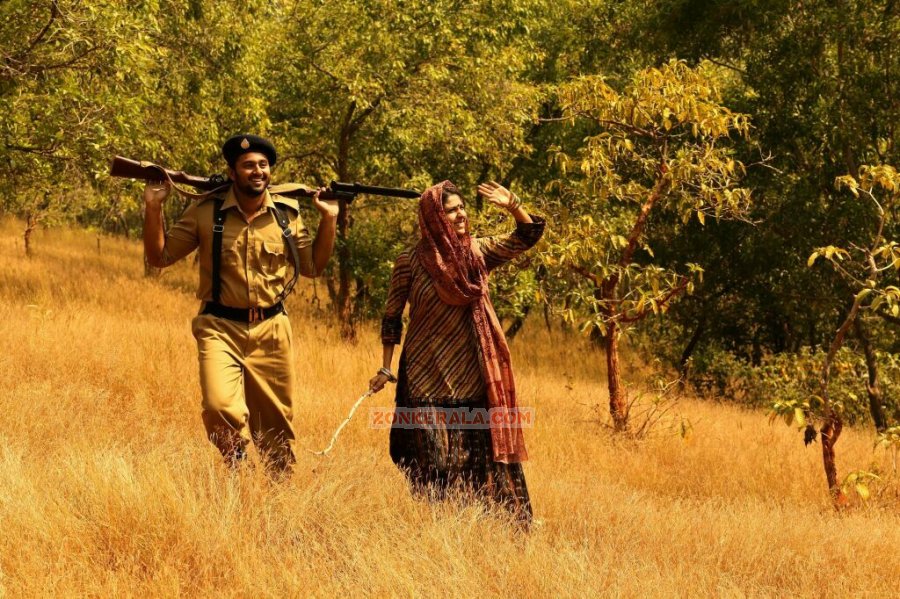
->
[690,345,900,427]
[875,425,900,451]
[337,204,417,319]
[5,0,900,417]
[541,60,751,336]
[489,266,540,323]
[840,470,881,502]
[625,1,900,370]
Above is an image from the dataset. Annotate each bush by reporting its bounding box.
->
[689,346,900,426]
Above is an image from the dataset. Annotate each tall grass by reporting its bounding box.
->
[0,218,898,597]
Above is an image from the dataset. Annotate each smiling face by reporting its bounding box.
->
[442,193,468,238]
[228,151,270,198]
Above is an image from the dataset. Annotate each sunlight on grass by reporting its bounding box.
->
[1,218,898,596]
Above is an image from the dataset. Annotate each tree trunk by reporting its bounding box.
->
[335,111,356,341]
[325,273,337,305]
[335,199,355,341]
[24,212,39,258]
[854,317,888,432]
[818,297,863,508]
[475,162,490,212]
[820,415,848,507]
[605,320,628,431]
[353,275,370,319]
[504,303,531,340]
[678,315,706,387]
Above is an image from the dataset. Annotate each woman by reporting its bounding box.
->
[369,180,545,527]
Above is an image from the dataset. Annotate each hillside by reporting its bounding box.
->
[0,220,898,597]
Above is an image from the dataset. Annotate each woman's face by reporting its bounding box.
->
[442,193,468,238]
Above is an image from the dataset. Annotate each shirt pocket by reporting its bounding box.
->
[219,233,242,266]
[260,240,288,279]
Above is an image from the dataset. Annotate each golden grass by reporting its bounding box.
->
[0,218,898,598]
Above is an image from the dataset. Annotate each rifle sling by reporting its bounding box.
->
[143,161,229,200]
[210,199,300,307]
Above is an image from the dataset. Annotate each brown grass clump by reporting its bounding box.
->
[1,219,898,597]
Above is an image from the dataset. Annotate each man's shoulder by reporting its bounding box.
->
[270,193,300,215]
[268,183,312,216]
[190,194,221,214]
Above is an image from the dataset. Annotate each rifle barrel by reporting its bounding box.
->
[330,181,421,199]
[109,157,420,205]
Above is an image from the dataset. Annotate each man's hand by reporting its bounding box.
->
[143,180,171,207]
[477,181,518,211]
[312,187,339,219]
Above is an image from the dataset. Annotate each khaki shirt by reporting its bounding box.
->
[161,187,314,308]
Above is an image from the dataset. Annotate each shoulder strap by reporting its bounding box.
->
[211,198,226,303]
[269,204,302,303]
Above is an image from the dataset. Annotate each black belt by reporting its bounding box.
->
[202,301,285,323]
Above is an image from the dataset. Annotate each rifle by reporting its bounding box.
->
[109,156,420,203]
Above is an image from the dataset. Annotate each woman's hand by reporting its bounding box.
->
[369,367,397,393]
[477,181,520,212]
[369,372,391,393]
[477,180,532,223]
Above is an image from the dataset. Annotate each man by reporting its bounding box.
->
[143,134,339,472]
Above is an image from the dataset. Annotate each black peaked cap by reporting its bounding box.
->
[222,134,277,167]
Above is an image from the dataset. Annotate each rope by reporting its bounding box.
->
[306,389,375,457]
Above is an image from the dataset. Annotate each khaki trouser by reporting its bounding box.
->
[191,311,296,470]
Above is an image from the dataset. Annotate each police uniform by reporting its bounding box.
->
[158,136,314,470]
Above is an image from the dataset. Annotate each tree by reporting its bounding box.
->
[0,0,138,244]
[267,0,543,339]
[542,60,752,431]
[787,165,900,505]
[627,0,900,370]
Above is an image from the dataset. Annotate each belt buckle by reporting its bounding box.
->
[249,307,260,324]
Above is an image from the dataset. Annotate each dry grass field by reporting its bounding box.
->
[1,217,899,598]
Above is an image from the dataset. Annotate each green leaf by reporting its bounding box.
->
[807,252,819,267]
[794,407,806,428]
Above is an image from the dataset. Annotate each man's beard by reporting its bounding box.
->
[236,175,268,197]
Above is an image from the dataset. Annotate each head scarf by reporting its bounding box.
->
[416,181,527,463]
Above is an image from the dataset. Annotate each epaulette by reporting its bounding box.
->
[269,192,300,215]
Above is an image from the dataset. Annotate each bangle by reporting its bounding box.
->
[508,193,521,211]
[378,367,398,383]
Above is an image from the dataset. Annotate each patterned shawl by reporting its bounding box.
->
[415,181,528,464]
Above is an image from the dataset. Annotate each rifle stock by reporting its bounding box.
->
[109,156,420,204]
[110,156,222,190]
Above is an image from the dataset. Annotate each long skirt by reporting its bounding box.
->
[389,355,533,527]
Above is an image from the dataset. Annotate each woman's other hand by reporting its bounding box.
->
[477,181,519,211]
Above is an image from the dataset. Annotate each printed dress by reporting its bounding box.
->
[381,217,545,525]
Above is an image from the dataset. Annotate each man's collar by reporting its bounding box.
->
[222,186,275,213]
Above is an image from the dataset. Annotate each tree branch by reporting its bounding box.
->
[569,265,602,288]
[618,276,690,323]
